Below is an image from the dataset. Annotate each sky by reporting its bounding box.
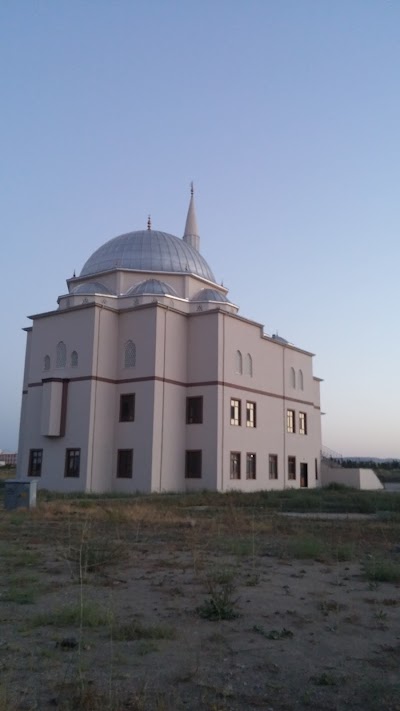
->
[1,0,399,458]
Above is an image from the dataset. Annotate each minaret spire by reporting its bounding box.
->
[183,182,200,252]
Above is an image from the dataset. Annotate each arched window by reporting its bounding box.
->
[290,367,296,388]
[44,355,50,371]
[298,369,304,390]
[56,341,66,368]
[235,350,243,375]
[245,353,253,377]
[124,340,136,368]
[71,350,78,368]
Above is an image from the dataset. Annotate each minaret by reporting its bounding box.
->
[183,182,200,252]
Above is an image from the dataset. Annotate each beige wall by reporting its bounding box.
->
[18,284,322,494]
[320,463,383,490]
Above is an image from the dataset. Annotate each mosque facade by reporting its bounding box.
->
[17,189,322,493]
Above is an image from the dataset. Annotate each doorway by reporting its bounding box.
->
[300,463,308,488]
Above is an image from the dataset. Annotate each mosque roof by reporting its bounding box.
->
[125,279,178,297]
[191,288,228,303]
[80,188,215,282]
[80,229,214,281]
[71,282,114,295]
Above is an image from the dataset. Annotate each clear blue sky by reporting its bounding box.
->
[1,1,399,458]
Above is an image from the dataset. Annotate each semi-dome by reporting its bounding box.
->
[125,279,178,297]
[191,288,228,303]
[71,282,114,295]
[80,230,215,282]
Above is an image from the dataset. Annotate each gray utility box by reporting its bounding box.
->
[4,480,37,511]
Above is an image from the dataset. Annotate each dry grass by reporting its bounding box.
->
[2,489,400,710]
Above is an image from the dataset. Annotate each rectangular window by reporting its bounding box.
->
[186,396,203,424]
[269,454,278,480]
[230,451,241,480]
[299,412,307,435]
[185,450,202,479]
[315,458,318,480]
[288,456,296,480]
[287,409,295,433]
[119,393,135,422]
[230,398,241,426]
[65,449,81,478]
[28,449,43,477]
[246,401,256,428]
[246,453,256,480]
[117,449,133,478]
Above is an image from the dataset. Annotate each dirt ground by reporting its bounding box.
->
[1,498,400,710]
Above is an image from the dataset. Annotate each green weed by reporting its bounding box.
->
[252,625,293,640]
[363,558,400,583]
[196,569,239,621]
[113,619,175,641]
[311,672,338,686]
[31,602,113,628]
[1,586,38,604]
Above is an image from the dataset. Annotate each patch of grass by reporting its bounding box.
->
[34,485,400,515]
[252,625,293,640]
[0,544,41,570]
[363,557,400,583]
[374,609,388,621]
[196,568,239,621]
[113,619,175,641]
[1,586,38,604]
[244,573,260,587]
[137,640,159,655]
[333,543,354,561]
[31,602,113,628]
[318,600,346,616]
[357,680,400,711]
[63,523,129,580]
[382,598,400,606]
[55,681,119,711]
[231,537,256,557]
[286,536,326,560]
[1,572,41,604]
[0,684,17,711]
[311,672,338,686]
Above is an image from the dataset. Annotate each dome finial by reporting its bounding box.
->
[147,215,151,231]
[183,182,200,252]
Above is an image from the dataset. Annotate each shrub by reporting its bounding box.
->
[196,569,239,621]
[363,558,400,583]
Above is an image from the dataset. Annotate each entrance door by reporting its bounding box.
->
[300,463,308,488]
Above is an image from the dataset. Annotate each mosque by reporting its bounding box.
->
[16,187,322,493]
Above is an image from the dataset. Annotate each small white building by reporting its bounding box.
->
[17,188,322,493]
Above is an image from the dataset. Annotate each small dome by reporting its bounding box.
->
[71,282,114,295]
[125,279,178,297]
[271,334,289,344]
[191,288,228,303]
[80,230,215,282]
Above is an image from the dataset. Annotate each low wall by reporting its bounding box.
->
[320,463,383,490]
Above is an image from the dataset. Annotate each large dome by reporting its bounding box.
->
[80,230,215,281]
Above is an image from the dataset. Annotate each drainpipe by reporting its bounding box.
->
[89,305,102,493]
[282,345,286,490]
[220,313,226,492]
[159,307,167,492]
